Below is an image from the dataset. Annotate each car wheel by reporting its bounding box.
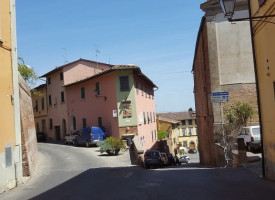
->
[247,143,251,152]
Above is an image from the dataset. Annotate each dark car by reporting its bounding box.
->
[166,153,176,165]
[174,156,180,165]
[188,149,197,154]
[144,150,163,169]
[37,132,46,142]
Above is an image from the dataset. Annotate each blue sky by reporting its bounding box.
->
[16,0,205,113]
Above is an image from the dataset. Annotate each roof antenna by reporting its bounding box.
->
[96,49,101,68]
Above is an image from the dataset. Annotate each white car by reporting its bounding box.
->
[237,126,261,151]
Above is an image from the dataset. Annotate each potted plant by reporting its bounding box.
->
[97,136,126,155]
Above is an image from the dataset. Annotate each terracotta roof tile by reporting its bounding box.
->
[157,111,196,121]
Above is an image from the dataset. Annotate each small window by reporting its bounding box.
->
[151,131,154,142]
[141,85,144,96]
[49,95,52,106]
[154,130,157,140]
[49,119,53,129]
[145,87,148,98]
[95,82,100,95]
[189,128,193,136]
[143,112,146,124]
[47,77,51,85]
[150,112,152,123]
[147,112,150,124]
[120,76,129,91]
[82,118,87,128]
[98,117,102,127]
[60,72,63,81]
[35,100,38,111]
[182,128,186,136]
[36,123,40,133]
[188,120,192,125]
[61,91,65,103]
[153,112,156,122]
[81,87,85,99]
[182,120,186,125]
[42,97,44,110]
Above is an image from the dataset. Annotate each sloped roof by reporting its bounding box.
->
[63,64,157,88]
[40,58,113,78]
[157,111,196,121]
[158,117,180,124]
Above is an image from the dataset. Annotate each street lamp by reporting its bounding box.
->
[220,0,275,22]
[219,0,236,19]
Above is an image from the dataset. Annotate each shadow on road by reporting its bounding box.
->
[29,165,275,200]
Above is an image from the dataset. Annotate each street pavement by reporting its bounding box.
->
[1,143,275,200]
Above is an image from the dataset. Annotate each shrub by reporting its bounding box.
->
[97,137,126,155]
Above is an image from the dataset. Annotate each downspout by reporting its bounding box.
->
[10,0,23,184]
[248,0,265,178]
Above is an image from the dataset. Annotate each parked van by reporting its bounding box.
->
[75,127,106,147]
[237,125,261,151]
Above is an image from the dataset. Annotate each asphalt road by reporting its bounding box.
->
[1,143,275,200]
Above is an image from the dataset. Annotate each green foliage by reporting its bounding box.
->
[157,130,166,140]
[18,57,39,87]
[225,102,254,126]
[97,137,126,155]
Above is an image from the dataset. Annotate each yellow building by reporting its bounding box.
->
[250,0,275,180]
[32,84,48,137]
[157,116,180,154]
[0,0,22,193]
[158,112,198,154]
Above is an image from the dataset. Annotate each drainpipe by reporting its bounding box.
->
[247,0,265,178]
[10,0,23,184]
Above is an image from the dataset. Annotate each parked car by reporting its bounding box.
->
[160,152,169,165]
[188,149,197,154]
[75,126,106,147]
[178,155,189,164]
[37,132,46,142]
[174,156,180,165]
[144,150,163,169]
[64,130,79,145]
[237,125,261,151]
[166,153,176,165]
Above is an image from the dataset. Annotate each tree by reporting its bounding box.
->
[18,57,39,87]
[157,130,167,140]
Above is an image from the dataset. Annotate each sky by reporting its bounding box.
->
[16,0,205,113]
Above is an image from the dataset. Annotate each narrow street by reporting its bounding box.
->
[0,143,275,200]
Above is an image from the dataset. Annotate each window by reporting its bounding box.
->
[47,77,51,85]
[154,130,157,140]
[49,95,52,106]
[182,128,186,136]
[147,112,150,124]
[178,128,180,136]
[35,100,38,111]
[152,131,154,142]
[195,119,197,124]
[182,120,186,125]
[82,118,87,128]
[145,87,148,98]
[49,119,53,129]
[95,82,100,95]
[188,120,192,125]
[143,112,146,124]
[61,91,65,103]
[150,112,152,123]
[135,81,139,95]
[141,85,144,96]
[60,72,63,81]
[98,117,102,127]
[81,87,85,99]
[153,112,155,122]
[36,123,40,133]
[41,97,44,110]
[183,141,188,147]
[189,128,193,136]
[120,76,129,91]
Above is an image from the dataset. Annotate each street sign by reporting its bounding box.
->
[211,92,229,103]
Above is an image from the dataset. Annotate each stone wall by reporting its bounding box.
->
[19,75,38,176]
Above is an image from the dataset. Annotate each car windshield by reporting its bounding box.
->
[145,151,159,157]
[252,127,260,135]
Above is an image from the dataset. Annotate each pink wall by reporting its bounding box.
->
[66,72,120,138]
[133,74,158,151]
[63,60,111,85]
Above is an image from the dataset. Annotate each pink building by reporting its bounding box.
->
[64,65,158,151]
[40,59,112,140]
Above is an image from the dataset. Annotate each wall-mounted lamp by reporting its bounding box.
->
[220,0,275,23]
